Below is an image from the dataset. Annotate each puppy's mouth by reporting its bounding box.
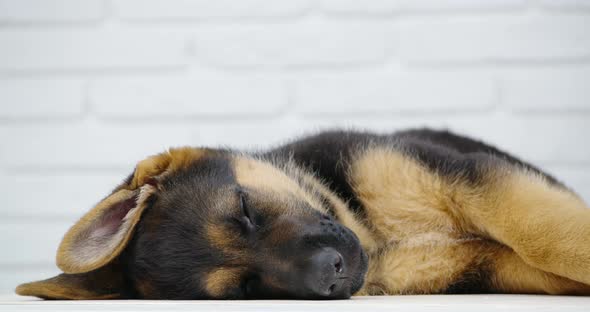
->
[349,247,369,295]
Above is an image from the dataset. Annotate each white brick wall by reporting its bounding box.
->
[1,0,589,295]
[292,71,496,114]
[0,0,105,22]
[193,21,390,67]
[113,0,313,20]
[397,15,590,63]
[320,0,528,14]
[0,78,84,117]
[90,74,287,117]
[0,29,188,71]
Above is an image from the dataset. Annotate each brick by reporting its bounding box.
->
[540,0,590,9]
[196,114,590,166]
[194,22,389,67]
[0,172,126,218]
[114,0,312,20]
[293,72,496,114]
[501,67,590,112]
[0,221,72,265]
[321,0,525,14]
[195,118,310,149]
[0,78,84,118]
[397,15,590,63]
[0,123,197,169]
[0,29,187,71]
[0,0,104,22]
[436,115,590,166]
[90,74,287,117]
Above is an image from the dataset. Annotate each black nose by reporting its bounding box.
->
[303,248,346,298]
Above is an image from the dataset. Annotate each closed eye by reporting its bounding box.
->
[238,190,257,233]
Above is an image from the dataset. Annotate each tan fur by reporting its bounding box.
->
[467,170,590,286]
[348,147,590,295]
[233,156,323,213]
[16,263,125,299]
[16,280,119,300]
[57,147,209,274]
[298,173,379,253]
[358,234,489,295]
[18,142,590,299]
[129,147,212,189]
[201,156,380,298]
[348,146,482,294]
[490,246,590,295]
[233,156,379,252]
[57,188,144,274]
[206,216,244,254]
[349,148,463,243]
[135,278,157,298]
[19,147,213,298]
[205,268,244,298]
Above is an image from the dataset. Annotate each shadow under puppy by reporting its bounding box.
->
[16,129,590,299]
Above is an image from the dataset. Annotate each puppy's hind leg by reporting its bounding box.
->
[460,162,590,286]
[490,245,590,295]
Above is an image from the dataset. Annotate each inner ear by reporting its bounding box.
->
[74,195,138,260]
[57,147,211,274]
[57,186,155,274]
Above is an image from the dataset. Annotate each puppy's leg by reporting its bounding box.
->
[357,236,488,295]
[491,246,590,295]
[462,163,590,286]
[350,148,590,286]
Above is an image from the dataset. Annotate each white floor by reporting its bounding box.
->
[1,295,589,312]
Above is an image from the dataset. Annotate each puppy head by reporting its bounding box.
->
[16,147,368,300]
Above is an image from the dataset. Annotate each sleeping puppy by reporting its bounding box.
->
[16,129,590,299]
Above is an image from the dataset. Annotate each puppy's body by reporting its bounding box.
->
[16,129,590,299]
[265,129,590,295]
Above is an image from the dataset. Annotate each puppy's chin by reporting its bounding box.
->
[350,248,369,295]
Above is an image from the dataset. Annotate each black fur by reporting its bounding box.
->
[263,128,566,220]
[126,156,234,299]
[395,129,563,187]
[261,128,570,296]
[21,128,576,299]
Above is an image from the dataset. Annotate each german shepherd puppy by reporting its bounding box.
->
[16,129,590,300]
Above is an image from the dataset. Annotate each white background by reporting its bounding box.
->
[1,0,590,296]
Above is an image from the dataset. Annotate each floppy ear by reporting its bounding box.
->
[56,146,210,274]
[16,147,212,299]
[15,184,152,299]
[15,262,127,300]
[55,186,153,274]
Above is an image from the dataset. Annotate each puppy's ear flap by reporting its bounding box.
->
[16,262,127,300]
[56,187,153,274]
[57,147,210,274]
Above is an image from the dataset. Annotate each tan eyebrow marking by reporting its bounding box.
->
[233,157,321,211]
